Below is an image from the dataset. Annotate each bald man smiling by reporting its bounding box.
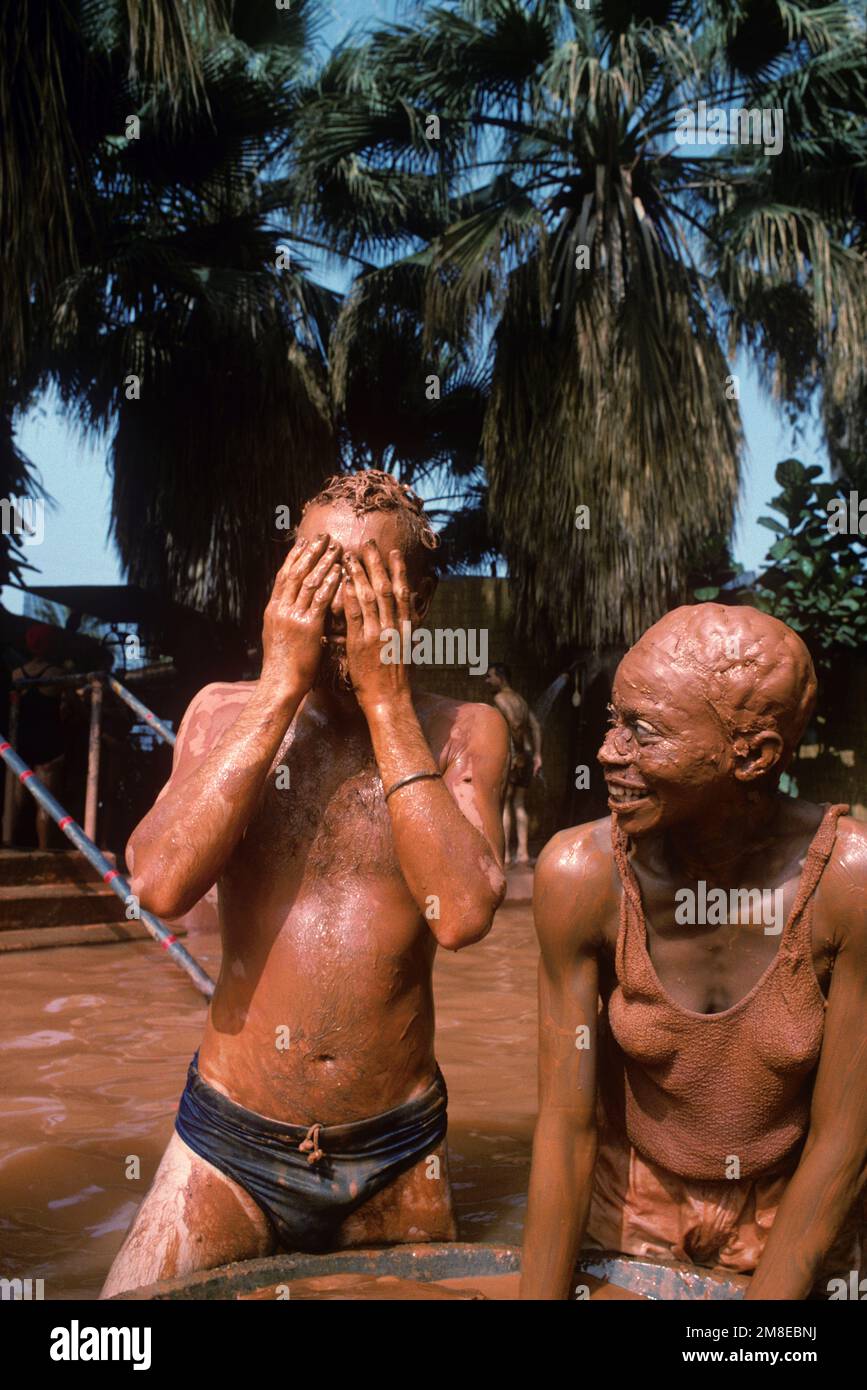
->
[521,604,867,1300]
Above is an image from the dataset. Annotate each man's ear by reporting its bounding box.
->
[411,573,437,622]
[733,729,785,782]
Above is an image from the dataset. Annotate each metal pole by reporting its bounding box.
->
[1,692,20,846]
[0,734,215,1000]
[84,676,103,842]
[106,676,176,747]
[12,673,177,748]
[12,671,91,687]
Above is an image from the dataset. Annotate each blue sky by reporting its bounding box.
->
[1,0,832,614]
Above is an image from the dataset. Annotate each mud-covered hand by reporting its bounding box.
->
[343,542,413,711]
[261,533,342,696]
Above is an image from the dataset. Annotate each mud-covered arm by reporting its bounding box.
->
[377,697,509,949]
[127,535,341,918]
[126,681,302,919]
[344,542,508,951]
[520,831,603,1299]
[746,826,867,1300]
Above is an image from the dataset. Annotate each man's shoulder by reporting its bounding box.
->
[199,677,255,699]
[186,679,256,718]
[494,687,528,719]
[175,680,257,757]
[420,691,509,738]
[417,692,510,774]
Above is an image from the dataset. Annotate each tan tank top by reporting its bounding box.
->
[604,803,847,1181]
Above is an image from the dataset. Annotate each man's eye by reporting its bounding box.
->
[634,721,657,738]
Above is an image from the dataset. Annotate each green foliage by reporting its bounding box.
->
[752,459,867,659]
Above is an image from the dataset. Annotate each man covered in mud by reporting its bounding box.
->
[521,604,867,1299]
[102,470,508,1296]
[484,663,542,864]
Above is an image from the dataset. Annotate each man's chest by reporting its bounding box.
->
[237,727,400,880]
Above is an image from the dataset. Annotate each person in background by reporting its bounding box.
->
[11,623,69,848]
[485,663,542,865]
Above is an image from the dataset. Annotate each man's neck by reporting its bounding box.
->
[303,686,363,728]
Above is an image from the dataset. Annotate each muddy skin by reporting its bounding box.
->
[521,604,867,1300]
[101,495,508,1297]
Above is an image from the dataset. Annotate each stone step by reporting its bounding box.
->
[0,920,187,952]
[0,849,117,887]
[0,882,127,931]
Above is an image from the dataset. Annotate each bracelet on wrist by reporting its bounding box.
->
[384,770,442,802]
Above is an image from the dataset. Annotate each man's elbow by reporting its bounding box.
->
[129,857,193,921]
[126,830,197,920]
[134,877,187,921]
[437,917,492,952]
[435,878,506,952]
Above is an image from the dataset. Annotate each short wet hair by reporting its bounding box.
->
[302,470,440,578]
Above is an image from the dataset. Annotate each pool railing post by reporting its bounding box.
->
[84,675,103,842]
[0,733,215,1000]
[1,691,19,846]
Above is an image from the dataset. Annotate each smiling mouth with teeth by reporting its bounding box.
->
[607,784,650,804]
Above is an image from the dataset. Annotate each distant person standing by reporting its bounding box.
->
[485,663,542,864]
[11,624,68,848]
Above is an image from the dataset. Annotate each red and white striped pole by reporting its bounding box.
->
[0,734,214,1000]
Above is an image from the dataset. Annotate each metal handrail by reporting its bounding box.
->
[10,672,99,687]
[106,676,176,746]
[4,669,176,842]
[0,735,214,999]
[9,670,176,742]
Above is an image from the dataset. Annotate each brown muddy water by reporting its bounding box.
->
[0,899,537,1300]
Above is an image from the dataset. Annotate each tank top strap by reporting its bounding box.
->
[611,815,653,987]
[780,803,849,954]
[610,803,849,968]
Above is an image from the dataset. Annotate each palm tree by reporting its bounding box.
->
[293,0,866,652]
[0,0,230,391]
[329,256,498,567]
[3,1,339,637]
[1,0,229,596]
[707,2,867,475]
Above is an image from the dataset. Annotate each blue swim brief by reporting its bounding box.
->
[175,1052,448,1251]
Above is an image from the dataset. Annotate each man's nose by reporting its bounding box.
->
[598,725,634,765]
